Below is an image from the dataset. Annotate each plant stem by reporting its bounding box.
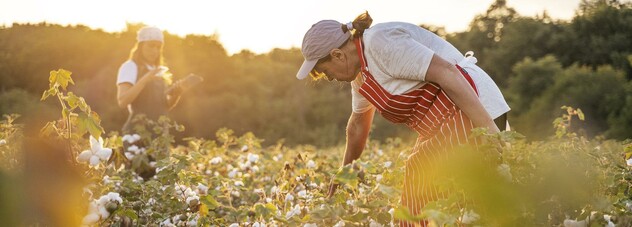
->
[57,93,74,161]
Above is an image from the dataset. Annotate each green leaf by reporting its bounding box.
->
[576,109,585,121]
[77,111,103,138]
[377,184,401,198]
[334,165,359,187]
[345,211,368,222]
[65,92,82,110]
[40,87,57,101]
[190,151,203,160]
[254,202,277,219]
[48,70,57,86]
[375,212,392,225]
[310,206,331,220]
[53,69,74,91]
[201,195,220,210]
[393,206,423,222]
[116,209,138,220]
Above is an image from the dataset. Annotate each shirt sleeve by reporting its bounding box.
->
[350,76,375,113]
[366,27,435,81]
[116,61,138,85]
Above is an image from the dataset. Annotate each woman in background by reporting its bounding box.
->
[116,26,182,133]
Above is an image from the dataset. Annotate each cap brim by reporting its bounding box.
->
[296,59,318,80]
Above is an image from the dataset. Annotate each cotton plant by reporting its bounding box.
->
[369,219,384,227]
[496,163,513,181]
[460,209,480,225]
[197,183,209,195]
[333,220,346,227]
[121,133,141,144]
[297,190,312,200]
[306,160,317,169]
[285,204,302,219]
[563,219,587,227]
[124,145,146,160]
[77,136,112,167]
[209,156,223,165]
[174,183,200,206]
[81,192,123,225]
[161,214,199,227]
[247,152,259,163]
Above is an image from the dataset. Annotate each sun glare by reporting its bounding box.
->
[0,0,581,54]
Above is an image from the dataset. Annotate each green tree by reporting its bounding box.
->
[514,63,628,139]
[559,0,632,77]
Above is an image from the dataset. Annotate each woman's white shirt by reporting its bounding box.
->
[351,22,510,119]
[117,60,139,85]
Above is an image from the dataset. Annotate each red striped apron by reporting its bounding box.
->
[354,38,478,226]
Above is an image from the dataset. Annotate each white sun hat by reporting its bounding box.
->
[296,20,351,80]
[137,26,164,43]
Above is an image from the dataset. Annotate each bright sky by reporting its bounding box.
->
[0,0,581,55]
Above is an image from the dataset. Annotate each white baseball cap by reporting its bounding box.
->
[137,26,164,43]
[296,20,351,80]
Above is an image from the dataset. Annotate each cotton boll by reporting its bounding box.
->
[210,157,223,165]
[285,193,294,202]
[563,219,587,227]
[78,150,93,162]
[82,213,100,225]
[369,219,383,227]
[306,160,316,169]
[90,136,102,152]
[461,210,480,224]
[127,145,140,153]
[88,156,100,166]
[96,148,112,161]
[248,153,259,163]
[98,204,110,219]
[107,192,122,204]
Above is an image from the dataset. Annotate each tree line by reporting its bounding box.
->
[0,0,630,146]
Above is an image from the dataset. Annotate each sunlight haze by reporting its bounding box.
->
[0,0,582,55]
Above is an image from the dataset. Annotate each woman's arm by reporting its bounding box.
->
[425,54,500,133]
[166,86,182,110]
[117,68,162,108]
[342,108,376,165]
[328,108,376,197]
